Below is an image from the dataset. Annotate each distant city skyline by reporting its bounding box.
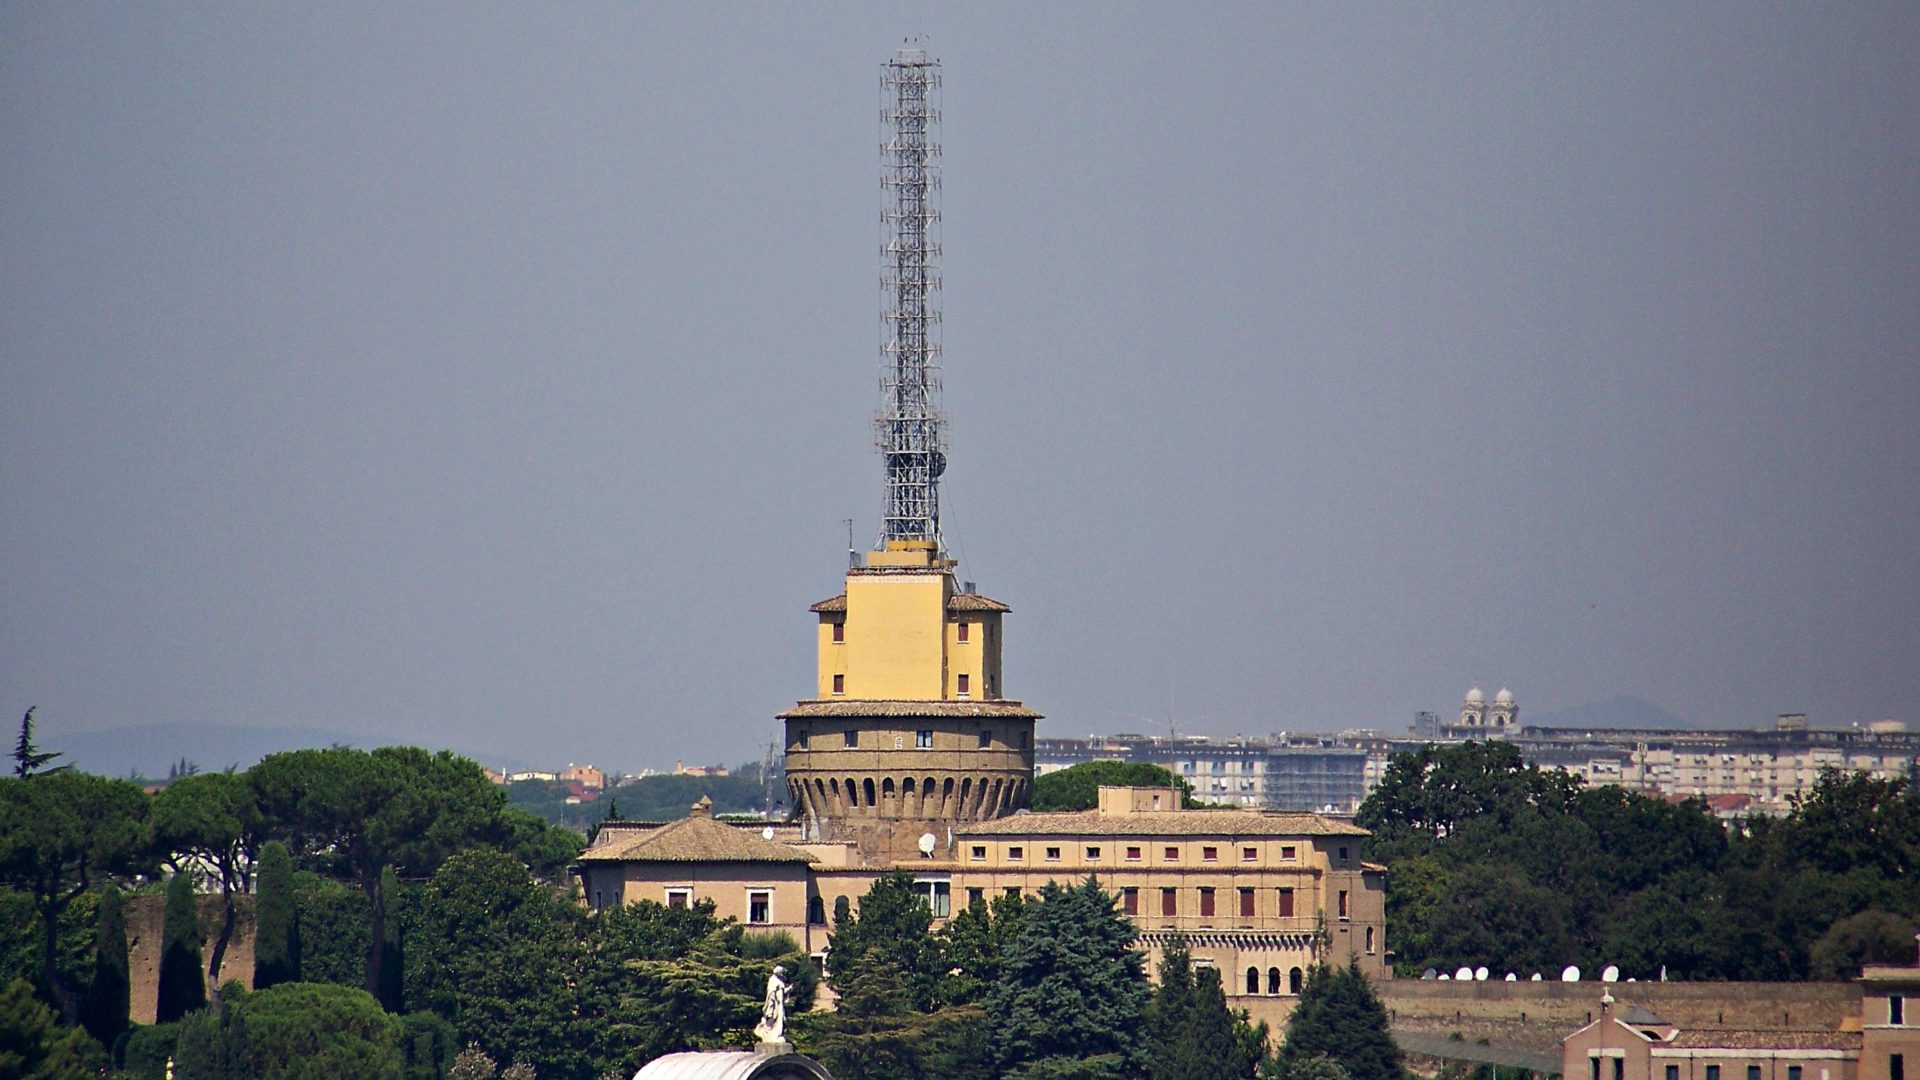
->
[5,7,1916,767]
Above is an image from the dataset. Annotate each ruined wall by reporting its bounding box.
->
[126,893,258,1024]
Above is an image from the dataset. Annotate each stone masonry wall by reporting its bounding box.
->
[126,893,258,1024]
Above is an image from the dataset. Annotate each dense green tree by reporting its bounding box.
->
[1147,938,1266,1080]
[824,871,945,1010]
[290,874,369,988]
[1596,871,1739,981]
[227,982,403,1079]
[251,746,509,1000]
[151,771,264,983]
[1032,760,1197,811]
[0,976,101,1079]
[82,885,130,1047]
[123,1021,183,1079]
[502,807,586,885]
[1274,962,1401,1080]
[1809,909,1920,978]
[939,889,1029,1006]
[157,872,207,1023]
[0,771,150,1021]
[1422,863,1573,976]
[254,841,299,988]
[399,1011,457,1080]
[988,878,1150,1079]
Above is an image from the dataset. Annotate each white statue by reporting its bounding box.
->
[754,965,789,1044]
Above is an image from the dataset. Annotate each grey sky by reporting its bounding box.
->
[5,5,1916,771]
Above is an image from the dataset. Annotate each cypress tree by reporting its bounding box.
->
[157,872,207,1022]
[376,865,405,1012]
[253,841,298,988]
[1148,939,1265,1080]
[1274,962,1402,1080]
[84,885,131,1047]
[1146,938,1197,1079]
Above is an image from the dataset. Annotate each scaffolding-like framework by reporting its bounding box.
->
[876,43,946,547]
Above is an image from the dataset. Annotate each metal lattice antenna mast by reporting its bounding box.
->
[877,42,946,548]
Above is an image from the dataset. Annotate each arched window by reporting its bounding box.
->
[863,777,877,806]
[882,777,896,798]
[807,896,826,925]
[1268,967,1282,995]
[1289,967,1303,994]
[903,776,916,795]
[1246,967,1260,995]
[1366,926,1376,954]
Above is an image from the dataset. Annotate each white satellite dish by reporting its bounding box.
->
[1505,973,1517,982]
[1454,967,1474,981]
[1438,974,1450,980]
[917,832,937,856]
[1626,977,1637,983]
[1422,968,1439,980]
[1474,966,1489,981]
[762,826,776,841]
[1601,964,1620,983]
[1531,973,1543,981]
[1561,965,1582,982]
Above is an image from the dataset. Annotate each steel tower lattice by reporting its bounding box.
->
[877,43,946,546]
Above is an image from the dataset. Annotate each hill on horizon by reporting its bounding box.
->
[38,721,531,780]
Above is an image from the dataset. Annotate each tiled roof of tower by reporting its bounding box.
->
[806,592,1010,613]
[778,699,1042,720]
[955,809,1370,838]
[578,816,814,864]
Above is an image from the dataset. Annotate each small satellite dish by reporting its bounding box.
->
[1505,973,1517,982]
[1562,965,1582,982]
[762,826,776,841]
[1601,964,1620,983]
[1438,974,1450,980]
[917,832,937,856]
[1530,973,1543,981]
[1474,966,1489,982]
[1422,968,1438,980]
[1454,967,1473,981]
[1626,977,1637,983]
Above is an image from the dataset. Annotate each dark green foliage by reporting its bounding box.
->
[151,771,263,982]
[0,890,98,1021]
[1809,909,1920,978]
[400,1011,457,1080]
[0,976,102,1079]
[0,771,150,1021]
[988,878,1151,1078]
[170,1006,232,1080]
[83,886,129,1046]
[12,708,68,778]
[157,873,206,1022]
[1148,938,1267,1080]
[122,1022,182,1079]
[377,866,405,1012]
[1032,760,1198,811]
[824,871,945,1010]
[254,841,299,988]
[290,874,369,988]
[227,982,403,1079]
[1274,962,1401,1080]
[939,889,1029,1006]
[501,807,586,885]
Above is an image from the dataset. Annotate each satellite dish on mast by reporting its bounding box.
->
[1601,964,1621,983]
[1562,965,1582,982]
[918,832,937,856]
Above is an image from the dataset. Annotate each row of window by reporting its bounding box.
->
[970,842,1340,864]
[799,728,1026,750]
[830,673,980,696]
[826,620,986,644]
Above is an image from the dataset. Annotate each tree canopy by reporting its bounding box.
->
[1032,761,1198,811]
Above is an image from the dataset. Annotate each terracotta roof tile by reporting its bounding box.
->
[579,816,815,865]
[1665,1031,1861,1051]
[778,699,1042,720]
[949,593,1011,612]
[809,595,847,613]
[956,808,1370,838]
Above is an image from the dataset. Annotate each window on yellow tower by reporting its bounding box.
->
[956,673,970,696]
[831,621,844,643]
[832,674,844,695]
[957,621,969,642]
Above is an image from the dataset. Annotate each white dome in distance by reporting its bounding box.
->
[1465,686,1485,705]
[1494,687,1514,705]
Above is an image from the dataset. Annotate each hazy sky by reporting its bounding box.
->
[5,5,1917,771]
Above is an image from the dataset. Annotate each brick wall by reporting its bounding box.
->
[125,893,258,1024]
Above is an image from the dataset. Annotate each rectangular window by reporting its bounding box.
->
[1338,846,1349,862]
[1746,1067,1759,1080]
[1004,886,1021,898]
[1202,846,1219,862]
[978,729,992,748]
[843,729,857,747]
[1338,890,1350,919]
[593,889,604,911]
[915,880,951,919]
[916,730,933,749]
[1164,846,1180,861]
[1239,888,1255,917]
[1891,1054,1904,1080]
[1243,846,1258,862]
[1895,995,1907,1025]
[957,621,969,643]
[1086,846,1101,861]
[1592,1060,1601,1080]
[1126,846,1143,861]
[956,673,970,696]
[1281,845,1297,860]
[667,888,691,909]
[1161,888,1177,917]
[1277,888,1295,917]
[1667,1067,1680,1080]
[970,845,987,861]
[831,621,844,643]
[1616,1061,1625,1080]
[967,887,984,907]
[1122,888,1139,915]
[1020,731,1029,748]
[1199,888,1216,917]
[1706,1065,1720,1080]
[1008,846,1024,861]
[832,673,845,695]
[1045,846,1062,862]
[748,891,771,924]
[1787,1068,1800,1080]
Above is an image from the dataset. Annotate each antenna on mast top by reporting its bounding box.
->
[876,43,946,549]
